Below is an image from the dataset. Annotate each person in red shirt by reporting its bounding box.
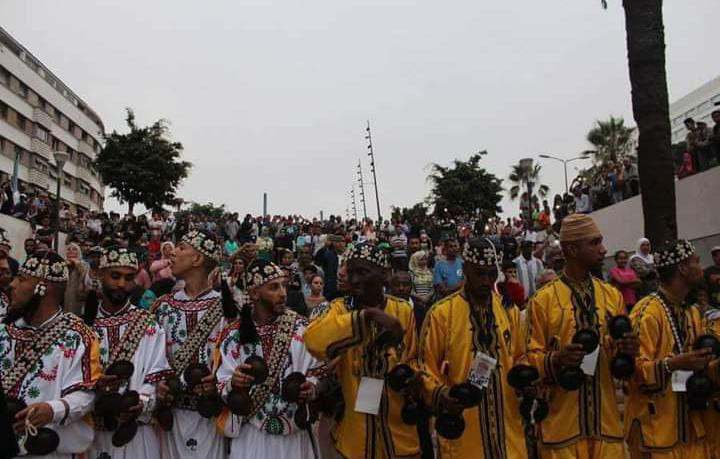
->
[499,260,526,308]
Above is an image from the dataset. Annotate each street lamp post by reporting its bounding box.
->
[539,154,587,195]
[53,150,69,251]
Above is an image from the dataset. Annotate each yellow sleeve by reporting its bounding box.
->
[525,295,558,384]
[303,300,367,361]
[630,301,669,394]
[510,306,526,363]
[401,305,419,367]
[418,304,450,413]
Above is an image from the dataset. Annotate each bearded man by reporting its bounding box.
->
[0,251,101,458]
[85,247,172,458]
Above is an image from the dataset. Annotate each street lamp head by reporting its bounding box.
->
[519,158,534,170]
[539,154,550,159]
[53,151,69,170]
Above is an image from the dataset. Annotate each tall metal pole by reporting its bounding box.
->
[563,162,569,196]
[365,121,382,225]
[356,160,368,221]
[350,186,359,222]
[263,193,267,218]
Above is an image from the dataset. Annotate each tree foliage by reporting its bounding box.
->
[583,116,636,164]
[507,162,550,201]
[391,202,429,224]
[176,201,226,222]
[95,109,192,213]
[427,151,503,219]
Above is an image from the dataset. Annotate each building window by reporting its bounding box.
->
[34,125,50,143]
[0,66,7,85]
[16,113,27,131]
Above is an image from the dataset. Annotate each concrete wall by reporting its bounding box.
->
[593,166,720,266]
[0,213,66,260]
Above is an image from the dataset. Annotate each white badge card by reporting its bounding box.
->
[355,377,384,415]
[469,352,498,389]
[580,345,600,376]
[672,370,693,393]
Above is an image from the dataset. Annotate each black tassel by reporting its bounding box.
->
[239,303,258,344]
[221,279,238,320]
[82,290,99,326]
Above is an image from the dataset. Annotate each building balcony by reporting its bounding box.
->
[32,107,53,130]
[28,167,48,189]
[77,139,96,159]
[30,137,51,160]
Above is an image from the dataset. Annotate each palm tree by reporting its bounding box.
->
[602,0,676,244]
[584,116,635,164]
[508,162,550,201]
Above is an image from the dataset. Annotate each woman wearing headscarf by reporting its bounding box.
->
[64,242,90,315]
[630,237,659,298]
[149,241,175,282]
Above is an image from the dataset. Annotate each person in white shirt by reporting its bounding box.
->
[513,240,545,300]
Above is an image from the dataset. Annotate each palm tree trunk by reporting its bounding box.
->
[623,0,677,245]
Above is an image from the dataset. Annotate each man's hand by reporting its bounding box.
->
[668,348,714,372]
[297,381,316,404]
[157,380,174,404]
[119,400,144,423]
[616,332,640,359]
[231,364,254,391]
[439,390,463,416]
[552,344,586,369]
[96,374,119,393]
[14,402,54,434]
[195,373,217,397]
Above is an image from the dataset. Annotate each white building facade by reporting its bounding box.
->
[0,26,104,212]
[669,75,720,144]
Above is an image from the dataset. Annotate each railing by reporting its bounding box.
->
[32,107,53,130]
[30,137,51,160]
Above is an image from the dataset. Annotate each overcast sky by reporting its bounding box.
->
[2,1,717,220]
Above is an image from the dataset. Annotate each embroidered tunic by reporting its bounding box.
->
[524,277,625,454]
[304,295,420,459]
[152,289,227,459]
[88,302,172,459]
[0,310,101,458]
[625,291,712,456]
[216,309,327,458]
[419,291,527,459]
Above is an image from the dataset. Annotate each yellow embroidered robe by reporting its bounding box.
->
[525,277,625,449]
[704,309,720,459]
[625,291,711,453]
[303,295,420,459]
[418,291,527,459]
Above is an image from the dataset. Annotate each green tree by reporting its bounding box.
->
[96,109,191,214]
[390,202,429,224]
[507,162,550,201]
[583,116,635,164]
[601,0,676,244]
[176,201,226,223]
[427,151,503,219]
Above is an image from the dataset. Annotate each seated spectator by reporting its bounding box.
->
[677,150,695,178]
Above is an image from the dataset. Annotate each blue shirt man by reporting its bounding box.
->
[433,239,464,298]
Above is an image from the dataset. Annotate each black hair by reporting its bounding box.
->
[614,250,628,261]
[220,278,239,320]
[684,117,695,125]
[82,289,100,326]
[239,301,258,344]
[502,260,516,271]
[150,278,176,297]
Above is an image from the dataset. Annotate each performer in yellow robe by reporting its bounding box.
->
[304,243,420,459]
[525,214,638,459]
[419,237,527,459]
[626,239,714,459]
[704,305,720,459]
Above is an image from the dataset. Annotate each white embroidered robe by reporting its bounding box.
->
[0,310,101,458]
[88,302,172,459]
[152,289,227,459]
